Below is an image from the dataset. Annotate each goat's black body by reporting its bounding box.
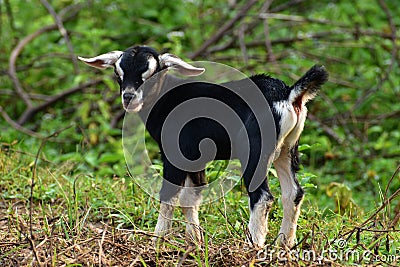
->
[79,45,328,247]
[139,74,294,208]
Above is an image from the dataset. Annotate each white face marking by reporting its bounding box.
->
[142,57,158,81]
[115,57,124,81]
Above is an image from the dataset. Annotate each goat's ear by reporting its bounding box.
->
[159,53,205,76]
[78,51,123,69]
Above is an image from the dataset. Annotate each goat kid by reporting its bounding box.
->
[79,45,328,248]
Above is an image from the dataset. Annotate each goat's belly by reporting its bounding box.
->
[178,119,232,162]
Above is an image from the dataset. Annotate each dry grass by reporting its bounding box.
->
[1,195,399,266]
[0,200,260,266]
[1,149,399,266]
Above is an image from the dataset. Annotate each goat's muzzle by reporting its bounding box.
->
[122,91,143,112]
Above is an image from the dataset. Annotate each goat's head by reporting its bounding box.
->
[78,46,205,112]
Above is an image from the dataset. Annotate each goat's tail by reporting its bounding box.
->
[289,65,329,105]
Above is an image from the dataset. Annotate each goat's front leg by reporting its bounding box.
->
[179,172,204,245]
[154,161,186,243]
[274,144,304,248]
[154,180,180,241]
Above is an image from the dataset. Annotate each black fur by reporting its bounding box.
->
[114,46,328,210]
[290,142,305,206]
[80,45,329,247]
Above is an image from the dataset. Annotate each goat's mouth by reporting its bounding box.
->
[123,100,143,113]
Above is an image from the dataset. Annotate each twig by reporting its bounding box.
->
[9,24,58,108]
[208,28,395,55]
[360,185,400,228]
[176,246,195,267]
[189,0,258,59]
[261,0,276,62]
[26,236,43,267]
[29,125,75,233]
[98,224,108,267]
[340,178,400,240]
[384,164,400,204]
[27,124,74,265]
[0,105,42,138]
[238,24,249,65]
[7,3,82,124]
[40,0,79,74]
[259,13,347,27]
[110,109,125,128]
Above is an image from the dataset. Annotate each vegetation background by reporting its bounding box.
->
[0,0,399,266]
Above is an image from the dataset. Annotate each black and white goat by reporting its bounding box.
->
[78,45,328,248]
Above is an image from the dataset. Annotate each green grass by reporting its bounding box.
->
[0,143,399,266]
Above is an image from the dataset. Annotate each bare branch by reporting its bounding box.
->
[7,3,83,126]
[9,24,58,108]
[261,0,276,62]
[238,24,249,65]
[40,0,79,73]
[0,106,42,138]
[189,0,259,59]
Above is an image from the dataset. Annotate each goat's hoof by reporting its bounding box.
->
[277,233,295,249]
[246,235,266,249]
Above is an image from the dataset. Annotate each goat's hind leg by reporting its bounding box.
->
[242,154,274,248]
[247,179,274,248]
[274,144,304,248]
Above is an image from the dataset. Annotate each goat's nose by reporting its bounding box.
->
[123,93,136,102]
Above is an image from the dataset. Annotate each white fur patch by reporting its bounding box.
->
[115,57,124,80]
[179,178,203,244]
[274,101,297,148]
[285,107,307,147]
[288,86,317,104]
[248,194,273,248]
[154,203,176,238]
[142,56,158,81]
[153,196,179,242]
[274,148,304,248]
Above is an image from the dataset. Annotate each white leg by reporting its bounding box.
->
[248,194,274,248]
[274,145,304,248]
[154,200,178,238]
[179,177,203,244]
[153,179,181,243]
